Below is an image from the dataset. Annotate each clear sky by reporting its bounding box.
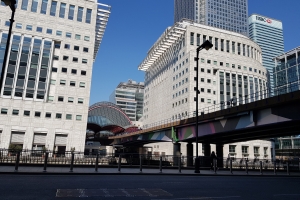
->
[90,0,300,105]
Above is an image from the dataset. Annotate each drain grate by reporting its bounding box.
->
[56,188,172,198]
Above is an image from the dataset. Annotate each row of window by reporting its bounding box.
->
[0,108,82,120]
[20,0,93,23]
[6,21,91,42]
[53,55,88,64]
[55,42,89,53]
[50,79,85,88]
[190,32,261,61]
[52,67,86,76]
[48,96,84,104]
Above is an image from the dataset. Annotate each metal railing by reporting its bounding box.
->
[138,81,300,131]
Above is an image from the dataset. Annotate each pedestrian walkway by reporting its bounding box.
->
[0,165,299,176]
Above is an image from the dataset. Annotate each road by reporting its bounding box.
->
[0,175,299,200]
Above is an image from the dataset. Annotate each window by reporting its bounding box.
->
[66,114,72,120]
[207,99,211,103]
[64,44,70,49]
[82,59,88,64]
[70,81,76,86]
[86,9,92,23]
[68,97,74,103]
[242,146,248,154]
[68,5,75,20]
[12,109,19,115]
[56,113,62,119]
[46,29,52,34]
[5,21,10,26]
[24,110,30,116]
[79,82,85,88]
[31,0,38,12]
[40,0,48,14]
[229,145,236,153]
[201,98,204,102]
[61,68,67,73]
[74,46,79,51]
[1,108,8,115]
[200,78,204,82]
[207,60,211,64]
[50,79,56,85]
[264,147,268,155]
[77,7,83,22]
[59,3,66,18]
[60,80,66,85]
[48,96,54,102]
[254,147,260,154]
[36,27,43,32]
[53,55,59,60]
[81,70,86,75]
[71,69,77,74]
[75,34,81,40]
[190,32,194,45]
[66,32,72,38]
[52,67,57,72]
[21,0,29,10]
[84,36,90,41]
[207,79,211,83]
[76,115,82,121]
[16,23,22,29]
[83,47,88,52]
[78,98,83,104]
[45,112,51,118]
[26,25,32,31]
[35,111,41,117]
[72,57,78,62]
[50,1,57,16]
[63,56,69,61]
[56,30,62,36]
[58,96,64,102]
[55,42,60,49]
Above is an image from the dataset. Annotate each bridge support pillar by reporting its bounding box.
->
[173,142,181,167]
[216,144,224,168]
[203,143,211,168]
[186,142,193,167]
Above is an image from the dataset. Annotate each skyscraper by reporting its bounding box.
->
[174,0,248,36]
[109,80,144,122]
[248,14,284,91]
[0,0,110,152]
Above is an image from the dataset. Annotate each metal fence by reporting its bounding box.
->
[1,149,300,174]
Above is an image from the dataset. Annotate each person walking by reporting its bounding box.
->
[210,151,217,170]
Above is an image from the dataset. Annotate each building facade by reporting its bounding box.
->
[109,80,144,123]
[248,14,284,91]
[138,19,273,159]
[0,0,110,152]
[273,46,300,95]
[174,0,248,36]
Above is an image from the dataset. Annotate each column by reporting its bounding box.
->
[216,144,224,168]
[186,142,193,167]
[202,143,211,167]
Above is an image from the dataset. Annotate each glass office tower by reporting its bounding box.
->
[248,14,284,91]
[174,0,248,36]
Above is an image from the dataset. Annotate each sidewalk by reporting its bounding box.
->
[0,165,299,176]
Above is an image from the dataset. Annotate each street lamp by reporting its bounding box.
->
[0,0,16,94]
[194,40,213,173]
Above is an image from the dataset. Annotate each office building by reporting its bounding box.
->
[109,80,144,122]
[0,0,110,152]
[174,0,248,36]
[138,19,273,159]
[249,14,284,91]
[273,46,300,94]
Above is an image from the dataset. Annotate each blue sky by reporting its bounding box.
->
[90,0,300,105]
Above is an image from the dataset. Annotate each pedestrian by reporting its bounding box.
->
[210,151,217,170]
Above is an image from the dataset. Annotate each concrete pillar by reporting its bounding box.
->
[186,142,193,167]
[216,144,224,168]
[203,143,211,157]
[173,142,181,166]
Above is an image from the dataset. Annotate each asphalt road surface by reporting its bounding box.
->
[0,175,299,200]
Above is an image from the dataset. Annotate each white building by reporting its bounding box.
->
[138,19,274,159]
[109,80,144,123]
[0,0,110,152]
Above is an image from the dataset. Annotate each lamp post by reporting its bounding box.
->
[194,40,213,173]
[0,0,16,94]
